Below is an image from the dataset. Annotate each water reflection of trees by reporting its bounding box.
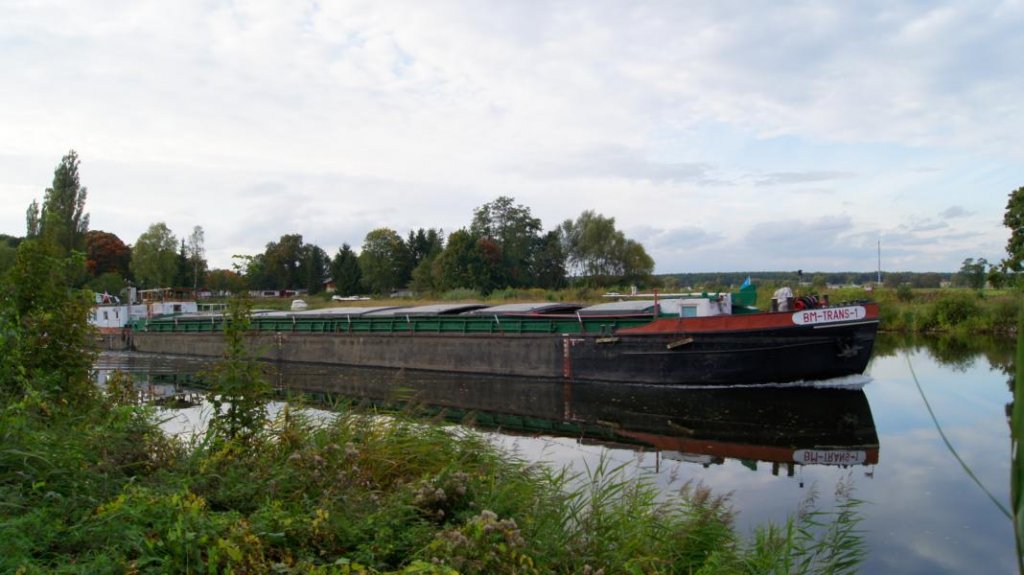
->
[874,333,1014,381]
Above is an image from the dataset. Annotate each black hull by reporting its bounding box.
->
[568,322,877,385]
[131,318,877,387]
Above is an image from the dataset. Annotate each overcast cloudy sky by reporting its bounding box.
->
[2,1,1021,273]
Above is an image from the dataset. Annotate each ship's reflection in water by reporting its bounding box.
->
[95,351,879,479]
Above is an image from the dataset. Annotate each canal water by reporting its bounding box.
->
[93,334,1017,574]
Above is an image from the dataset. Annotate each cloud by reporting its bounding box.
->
[753,171,855,187]
[939,206,972,219]
[521,146,725,184]
[0,2,1021,274]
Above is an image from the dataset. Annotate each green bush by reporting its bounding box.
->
[987,295,1020,332]
[927,291,982,329]
[896,284,914,302]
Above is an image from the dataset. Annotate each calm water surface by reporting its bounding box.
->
[94,334,1017,574]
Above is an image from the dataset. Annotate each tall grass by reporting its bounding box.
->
[0,395,868,574]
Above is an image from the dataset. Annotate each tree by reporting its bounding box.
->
[187,225,207,290]
[469,238,505,294]
[303,244,329,295]
[25,200,40,238]
[131,222,179,288]
[1003,185,1024,271]
[406,228,445,295]
[30,150,90,255]
[205,297,270,445]
[957,257,988,290]
[85,230,131,279]
[330,244,362,296]
[235,253,269,290]
[359,228,410,295]
[434,229,477,291]
[263,234,306,290]
[617,238,655,285]
[470,196,542,287]
[530,230,567,289]
[0,239,18,277]
[988,266,1007,289]
[87,271,128,297]
[407,228,444,269]
[175,239,190,289]
[430,230,506,294]
[1,238,96,405]
[560,210,654,286]
[206,268,247,294]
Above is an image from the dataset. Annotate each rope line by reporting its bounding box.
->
[906,353,1011,520]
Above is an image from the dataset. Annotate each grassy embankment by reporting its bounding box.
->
[824,286,1017,336]
[0,386,866,574]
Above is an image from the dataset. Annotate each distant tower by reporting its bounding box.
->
[877,238,882,285]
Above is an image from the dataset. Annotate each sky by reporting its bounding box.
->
[2,1,1022,274]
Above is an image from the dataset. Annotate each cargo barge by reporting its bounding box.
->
[129,286,879,386]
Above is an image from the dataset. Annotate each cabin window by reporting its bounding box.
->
[680,306,698,318]
[103,311,109,320]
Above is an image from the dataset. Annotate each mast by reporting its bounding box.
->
[877,238,882,285]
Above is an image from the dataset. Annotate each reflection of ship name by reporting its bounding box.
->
[794,448,868,466]
[661,449,869,468]
[614,431,879,469]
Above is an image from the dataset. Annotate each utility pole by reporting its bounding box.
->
[877,238,882,285]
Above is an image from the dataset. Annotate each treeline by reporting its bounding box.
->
[3,151,656,298]
[1,150,986,300]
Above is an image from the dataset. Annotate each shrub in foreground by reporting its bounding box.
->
[0,397,865,574]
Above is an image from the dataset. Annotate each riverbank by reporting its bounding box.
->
[0,386,866,574]
[833,286,1018,336]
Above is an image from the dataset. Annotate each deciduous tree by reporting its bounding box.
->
[1003,185,1024,271]
[471,196,541,287]
[207,268,247,294]
[186,225,207,290]
[434,229,473,291]
[957,257,988,290]
[85,230,131,279]
[263,234,306,290]
[131,223,179,288]
[1,238,96,405]
[561,210,654,286]
[359,228,410,295]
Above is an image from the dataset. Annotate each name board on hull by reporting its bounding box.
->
[793,449,868,465]
[791,306,867,326]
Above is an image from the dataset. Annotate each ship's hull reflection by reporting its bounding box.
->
[269,363,879,472]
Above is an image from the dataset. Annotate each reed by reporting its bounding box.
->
[0,392,869,574]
